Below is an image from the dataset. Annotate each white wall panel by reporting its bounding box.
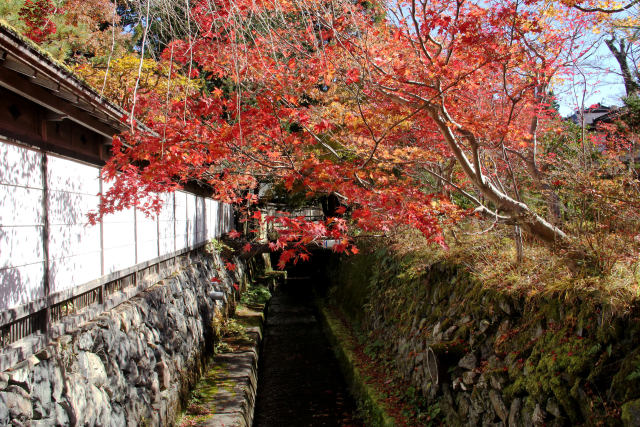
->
[211,200,219,238]
[49,252,101,293]
[196,196,205,244]
[136,209,158,263]
[0,262,44,310]
[223,204,233,233]
[48,224,100,260]
[0,226,43,269]
[174,191,188,250]
[48,192,99,226]
[47,156,100,195]
[102,206,136,273]
[158,193,174,220]
[174,192,187,220]
[137,241,158,263]
[102,219,135,249]
[186,193,196,247]
[205,199,212,239]
[159,238,174,256]
[158,193,175,256]
[103,245,136,274]
[0,185,44,226]
[214,202,222,237]
[0,142,42,188]
[101,206,134,223]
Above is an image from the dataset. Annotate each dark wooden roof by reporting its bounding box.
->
[0,24,127,141]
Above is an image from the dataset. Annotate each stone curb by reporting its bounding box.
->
[318,304,396,427]
[178,309,264,427]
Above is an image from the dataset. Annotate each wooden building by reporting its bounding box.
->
[0,24,234,371]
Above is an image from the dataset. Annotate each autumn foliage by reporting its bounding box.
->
[19,0,56,43]
[14,0,637,267]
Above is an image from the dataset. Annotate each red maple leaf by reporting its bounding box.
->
[227,230,241,239]
[345,68,360,84]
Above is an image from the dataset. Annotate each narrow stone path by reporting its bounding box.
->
[177,305,264,427]
[253,277,362,427]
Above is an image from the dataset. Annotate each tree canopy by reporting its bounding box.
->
[6,0,639,268]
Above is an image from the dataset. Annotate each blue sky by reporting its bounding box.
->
[556,63,626,117]
[555,31,630,117]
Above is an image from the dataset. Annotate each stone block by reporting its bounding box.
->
[30,362,52,419]
[156,361,171,391]
[458,353,478,370]
[1,385,32,421]
[508,397,522,427]
[76,352,107,387]
[462,371,478,385]
[489,389,508,423]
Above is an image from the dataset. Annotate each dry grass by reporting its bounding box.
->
[385,221,640,313]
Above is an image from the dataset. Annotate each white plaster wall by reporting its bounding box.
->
[0,142,44,310]
[223,204,233,234]
[186,193,196,247]
[1,140,234,311]
[205,199,214,240]
[175,191,188,251]
[216,202,224,238]
[158,193,175,256]
[102,180,136,274]
[46,156,101,293]
[136,207,158,263]
[196,196,206,244]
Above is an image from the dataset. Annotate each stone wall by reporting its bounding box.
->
[0,248,248,426]
[326,244,640,426]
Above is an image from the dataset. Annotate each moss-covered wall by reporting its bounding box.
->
[325,242,640,426]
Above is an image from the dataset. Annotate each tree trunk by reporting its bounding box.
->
[606,37,639,97]
[514,225,523,264]
[429,108,568,245]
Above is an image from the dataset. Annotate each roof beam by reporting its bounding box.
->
[31,73,60,92]
[44,111,67,121]
[0,66,118,139]
[2,55,36,77]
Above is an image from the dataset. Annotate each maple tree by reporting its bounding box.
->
[84,0,634,264]
[75,53,199,111]
[18,0,57,43]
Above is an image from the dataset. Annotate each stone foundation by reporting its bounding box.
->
[326,245,640,426]
[0,249,247,426]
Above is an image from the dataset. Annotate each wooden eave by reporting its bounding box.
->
[0,26,127,140]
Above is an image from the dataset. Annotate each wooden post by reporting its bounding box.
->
[41,151,51,339]
[99,173,105,303]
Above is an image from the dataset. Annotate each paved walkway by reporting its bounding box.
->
[177,305,263,427]
[253,278,362,427]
